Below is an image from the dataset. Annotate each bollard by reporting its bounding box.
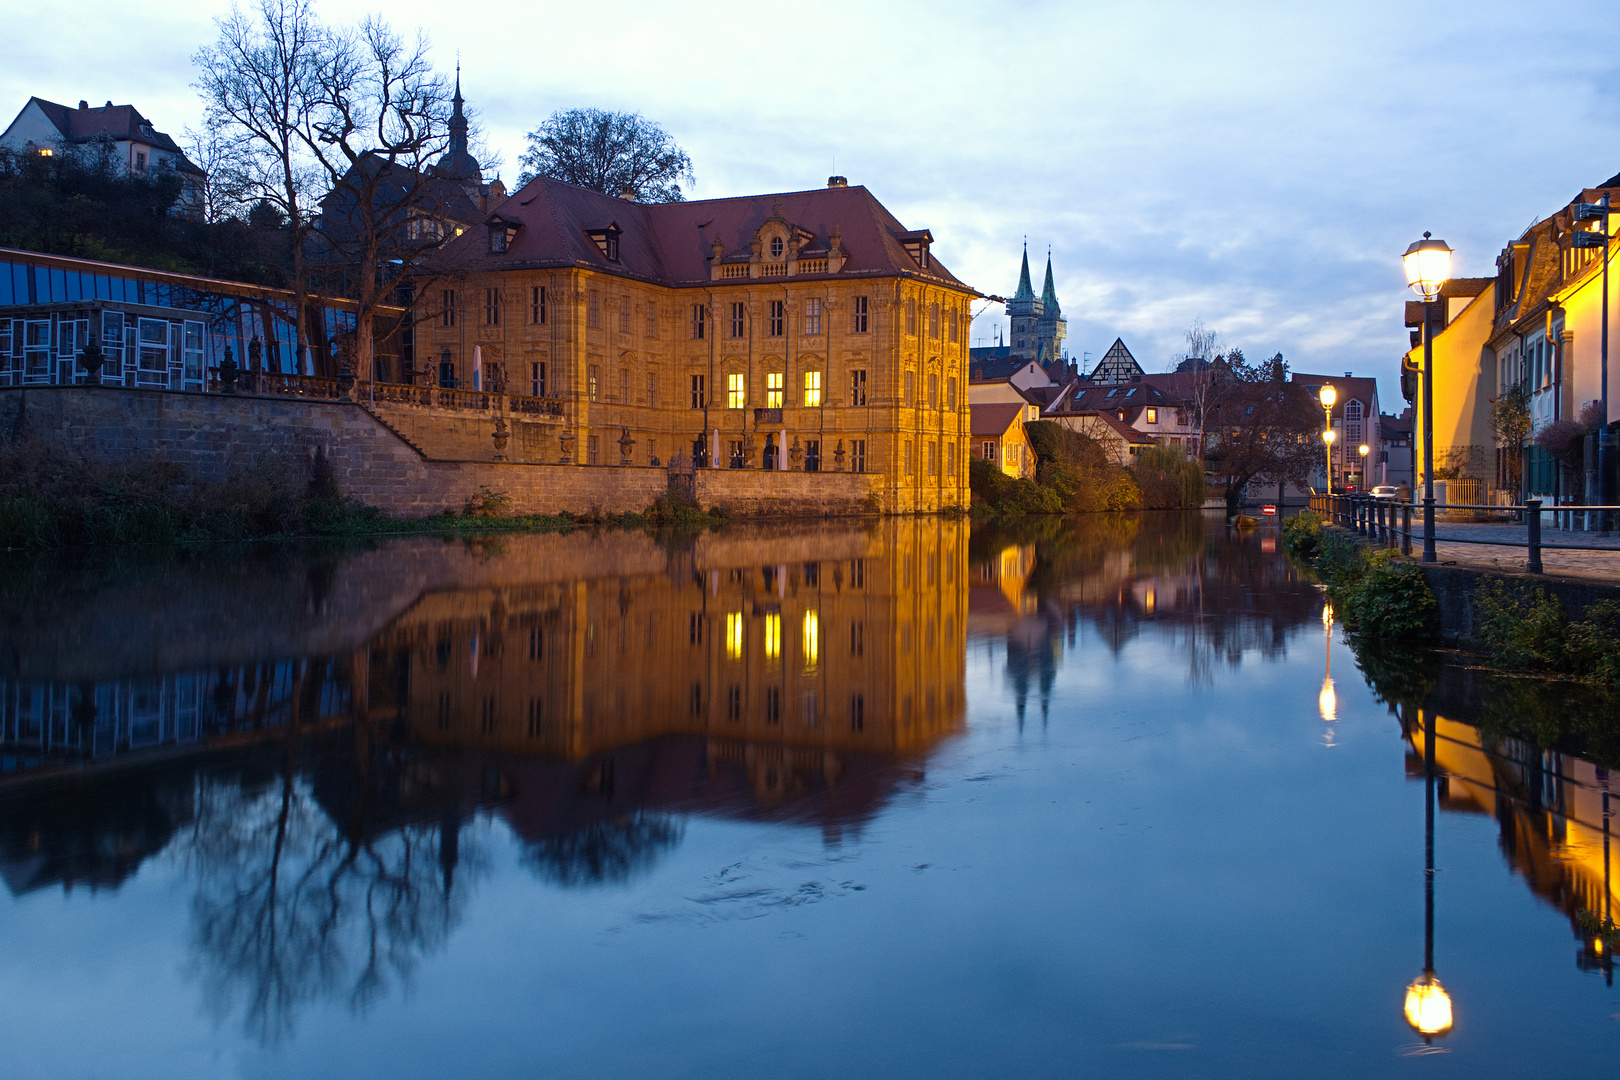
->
[1402,503,1412,557]
[1526,499,1543,574]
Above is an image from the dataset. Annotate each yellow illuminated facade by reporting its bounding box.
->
[360,521,968,796]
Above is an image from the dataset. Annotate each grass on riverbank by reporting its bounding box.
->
[1284,510,1438,641]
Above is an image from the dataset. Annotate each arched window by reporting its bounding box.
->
[1345,399,1363,444]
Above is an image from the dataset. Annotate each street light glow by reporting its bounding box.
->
[1323,429,1337,444]
[1403,233,1453,301]
[1319,384,1337,409]
[1404,972,1454,1038]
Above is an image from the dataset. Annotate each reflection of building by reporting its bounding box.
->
[1404,707,1620,978]
[368,519,967,801]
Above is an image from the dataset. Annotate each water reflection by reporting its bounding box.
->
[0,520,969,1040]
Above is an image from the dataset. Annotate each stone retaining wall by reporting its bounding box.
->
[0,386,885,519]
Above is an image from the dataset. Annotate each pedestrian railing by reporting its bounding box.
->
[1305,494,1620,574]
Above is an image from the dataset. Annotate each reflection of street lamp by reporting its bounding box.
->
[1319,384,1337,495]
[1404,705,1454,1042]
[1403,233,1453,563]
[1319,602,1337,741]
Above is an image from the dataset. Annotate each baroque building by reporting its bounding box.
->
[423,175,978,512]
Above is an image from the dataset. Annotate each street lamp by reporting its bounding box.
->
[1320,384,1337,496]
[1402,704,1454,1043]
[1403,232,1453,562]
[1359,443,1370,490]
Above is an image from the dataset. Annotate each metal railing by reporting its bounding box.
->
[200,371,566,417]
[1306,493,1620,573]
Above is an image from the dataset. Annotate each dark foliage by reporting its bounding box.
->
[0,146,290,284]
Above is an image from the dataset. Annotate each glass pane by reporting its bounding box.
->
[0,263,12,306]
[50,268,66,303]
[33,266,48,304]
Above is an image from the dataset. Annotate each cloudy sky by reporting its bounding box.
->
[7,0,1620,406]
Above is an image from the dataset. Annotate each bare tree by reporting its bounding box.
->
[194,0,325,371]
[518,109,693,202]
[1202,350,1320,516]
[296,17,454,379]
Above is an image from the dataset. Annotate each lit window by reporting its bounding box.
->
[764,612,781,660]
[37,147,53,157]
[767,372,783,409]
[1146,407,1157,424]
[728,372,746,409]
[803,370,822,407]
[726,612,743,659]
[803,610,819,669]
[588,366,599,402]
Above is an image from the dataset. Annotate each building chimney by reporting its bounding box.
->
[78,100,88,110]
[1344,371,1352,378]
[827,175,848,188]
[103,101,112,109]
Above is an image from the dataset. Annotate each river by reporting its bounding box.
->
[1,513,1616,1077]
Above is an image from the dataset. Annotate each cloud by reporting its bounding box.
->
[5,0,1618,407]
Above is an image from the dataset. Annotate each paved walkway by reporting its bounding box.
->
[1359,520,1620,582]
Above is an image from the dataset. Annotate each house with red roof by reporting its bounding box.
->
[1,97,206,219]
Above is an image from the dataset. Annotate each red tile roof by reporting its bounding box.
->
[435,177,974,290]
[970,401,1028,437]
[22,97,201,175]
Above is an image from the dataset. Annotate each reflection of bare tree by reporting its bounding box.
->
[182,752,478,1044]
[520,812,683,887]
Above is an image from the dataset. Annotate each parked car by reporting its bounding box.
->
[1370,485,1400,500]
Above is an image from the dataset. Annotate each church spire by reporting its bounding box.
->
[1040,250,1060,316]
[1013,241,1035,301]
[448,62,468,156]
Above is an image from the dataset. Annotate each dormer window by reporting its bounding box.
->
[897,229,933,269]
[585,223,622,262]
[770,236,784,258]
[488,216,521,254]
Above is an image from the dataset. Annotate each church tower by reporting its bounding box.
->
[1035,252,1067,368]
[431,66,484,190]
[1006,243,1041,360]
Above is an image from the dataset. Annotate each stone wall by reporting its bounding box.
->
[0,387,888,519]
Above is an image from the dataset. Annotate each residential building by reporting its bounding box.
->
[972,401,1035,478]
[0,97,206,218]
[1380,409,1414,489]
[1087,338,1146,385]
[1290,372,1383,492]
[422,175,978,512]
[1055,378,1198,458]
[1051,410,1156,465]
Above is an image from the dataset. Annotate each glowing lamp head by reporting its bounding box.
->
[1404,972,1453,1039]
[1323,429,1337,444]
[1319,384,1337,409]
[1403,232,1453,302]
[1359,444,1370,457]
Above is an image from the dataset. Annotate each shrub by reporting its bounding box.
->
[1282,510,1324,560]
[1132,445,1204,509]
[1476,582,1620,686]
[1337,551,1437,640]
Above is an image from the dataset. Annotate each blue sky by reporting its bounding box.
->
[6,0,1620,408]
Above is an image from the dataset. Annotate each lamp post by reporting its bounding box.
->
[1404,705,1454,1043]
[1359,443,1370,491]
[1403,233,1454,563]
[1572,196,1611,529]
[1322,429,1337,510]
[1320,384,1337,496]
